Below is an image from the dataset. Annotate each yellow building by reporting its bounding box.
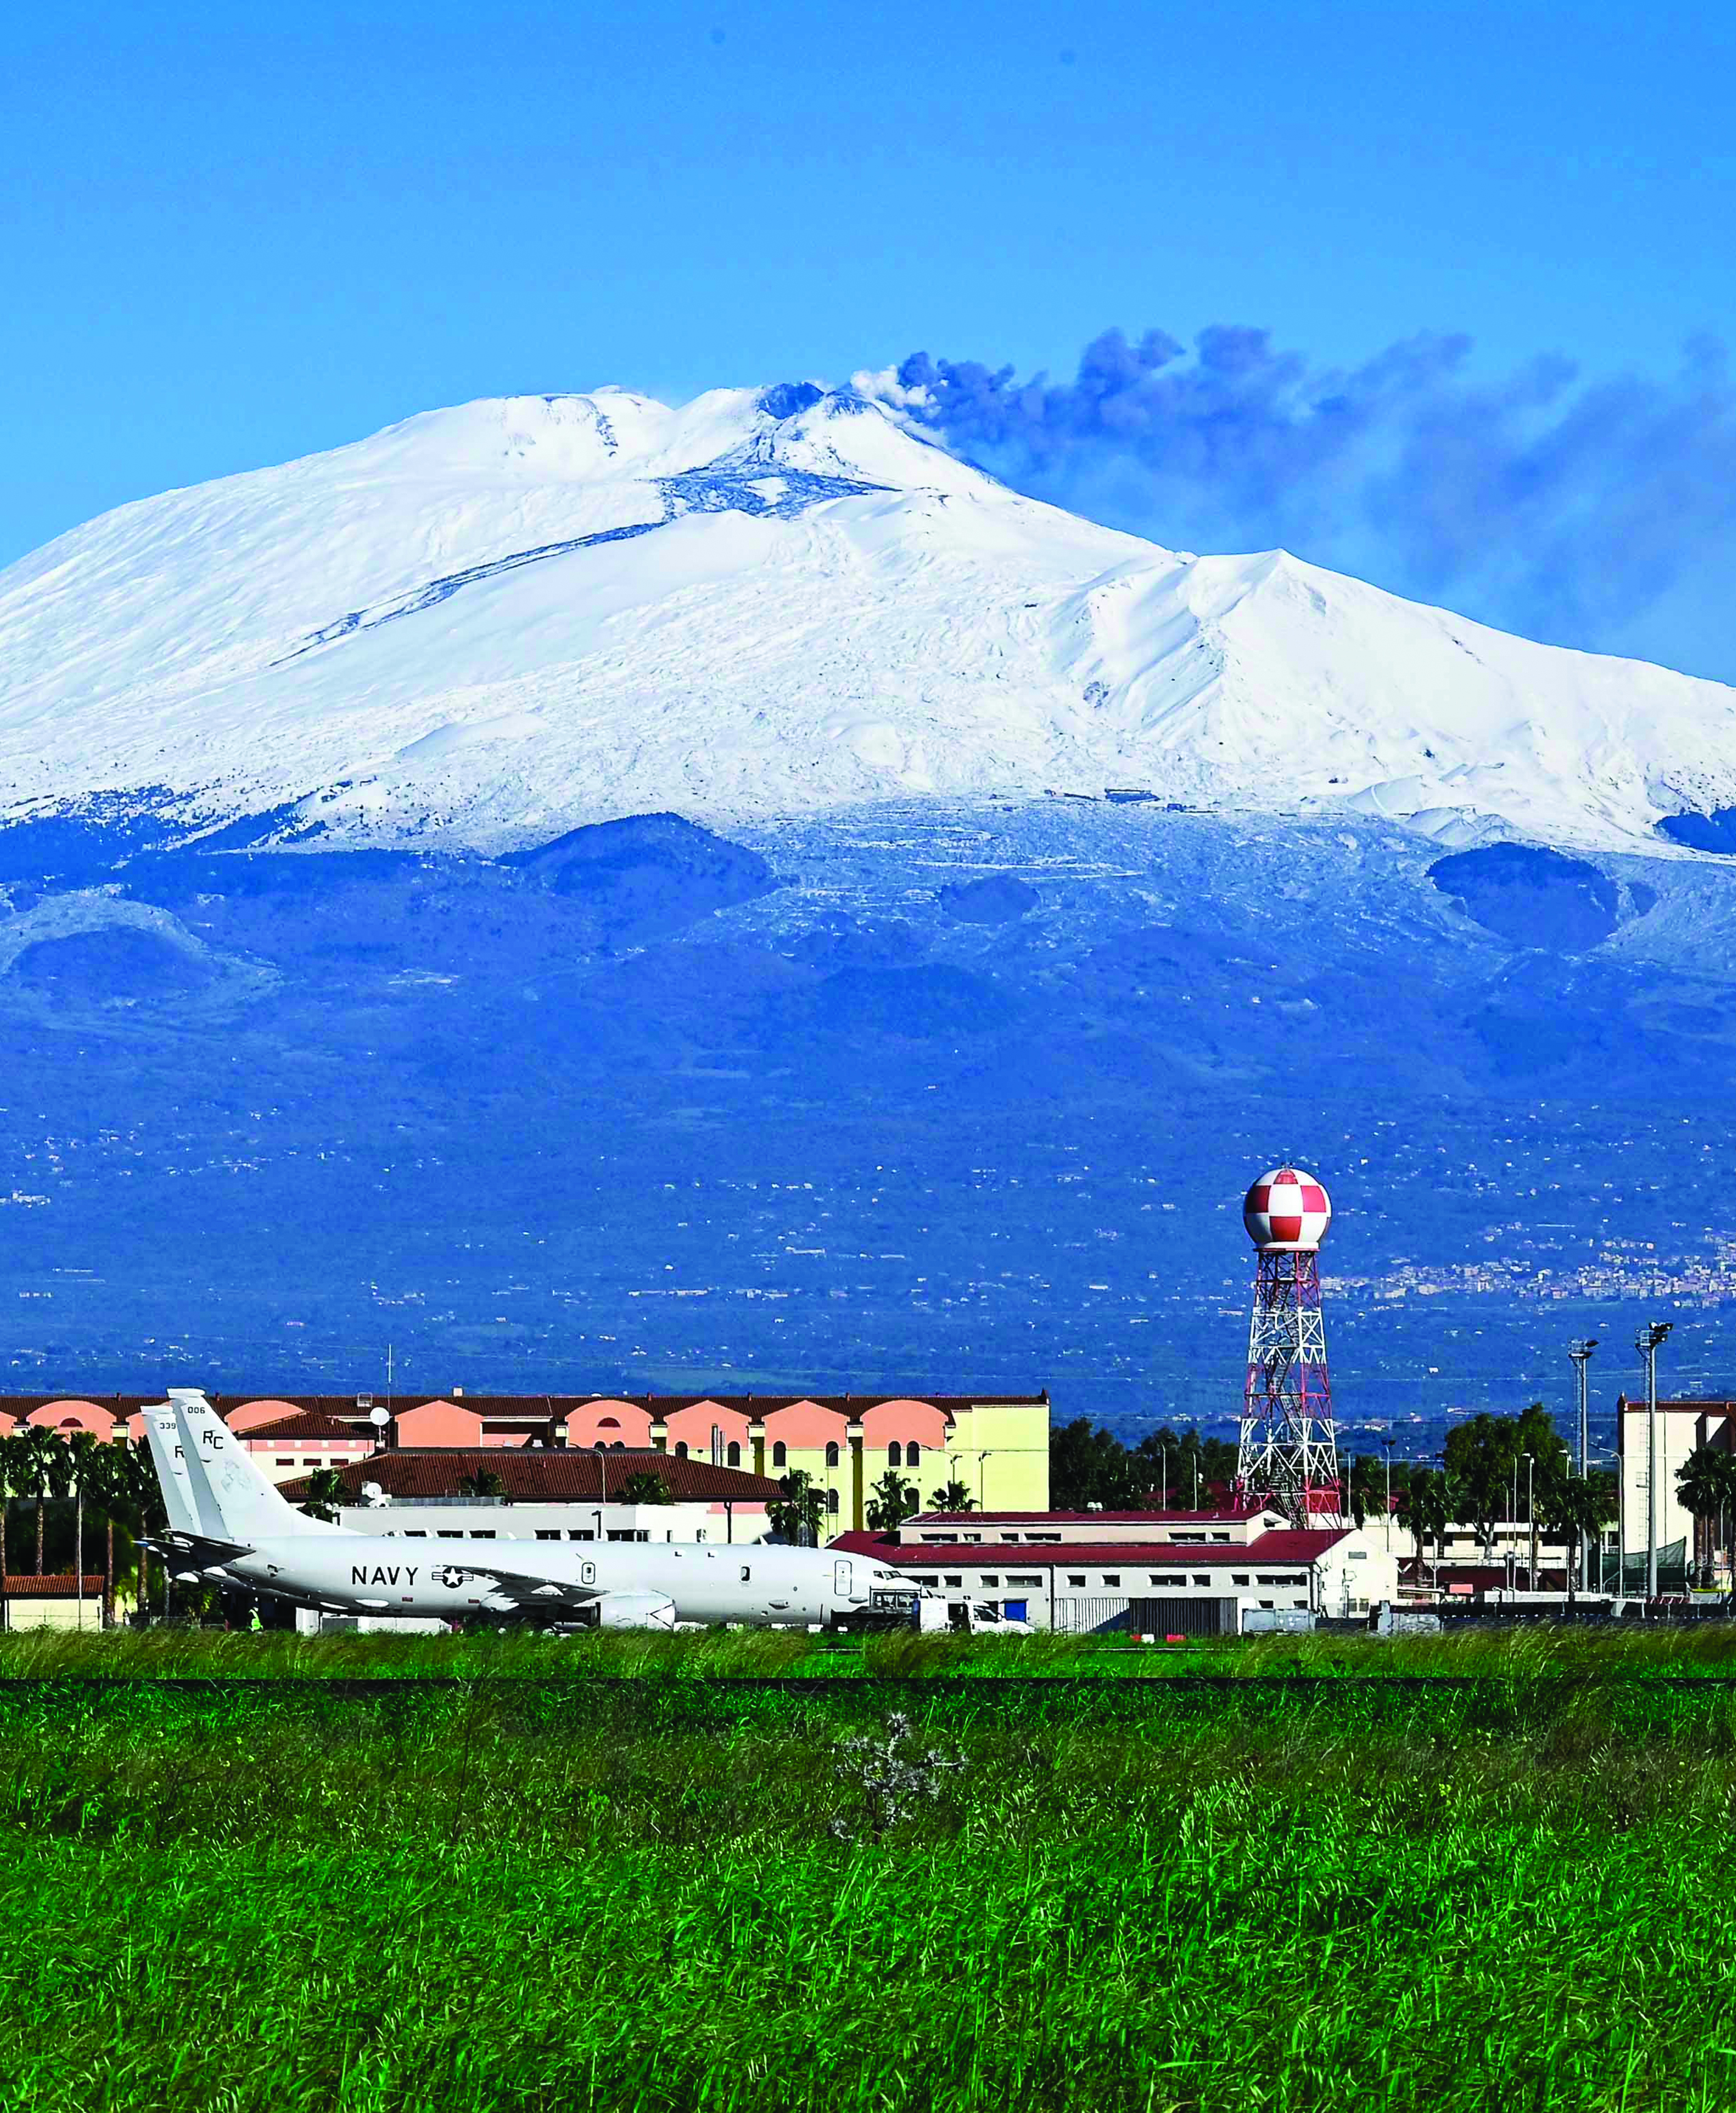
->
[556,1391,1052,1533]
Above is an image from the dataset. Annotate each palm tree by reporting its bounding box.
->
[116,1439,166,1619]
[616,1470,670,1506]
[1395,1467,1450,1587]
[0,1431,23,1626]
[927,1479,976,1514]
[64,1431,101,1626]
[0,1431,22,1585]
[83,1441,131,1627]
[15,1425,70,1574]
[865,1468,917,1534]
[302,1467,353,1522]
[1542,1473,1615,1601]
[1675,1447,1736,1588]
[767,1469,825,1546]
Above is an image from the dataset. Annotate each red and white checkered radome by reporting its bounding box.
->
[1243,1166,1332,1251]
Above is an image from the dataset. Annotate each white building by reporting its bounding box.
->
[1617,1394,1732,1583]
[832,1509,1400,1630]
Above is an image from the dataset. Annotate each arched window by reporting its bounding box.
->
[907,1441,921,1467]
[825,1441,840,1468]
[827,1489,840,1515]
[772,1441,787,1467]
[674,1441,689,1458]
[727,1441,741,1467]
[610,1441,625,1451]
[888,1442,902,1467]
[592,1442,606,1454]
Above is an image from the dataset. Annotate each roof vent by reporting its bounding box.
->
[355,1394,373,1409]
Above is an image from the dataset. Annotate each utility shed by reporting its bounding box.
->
[1,1574,106,1629]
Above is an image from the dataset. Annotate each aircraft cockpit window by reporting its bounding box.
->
[740,1565,751,1581]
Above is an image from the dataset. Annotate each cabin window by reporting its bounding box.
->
[536,1530,559,1541]
[888,1442,902,1467]
[907,1441,921,1467]
[825,1441,840,1467]
[772,1441,787,1467]
[740,1566,751,1582]
[470,1530,497,1540]
[727,1441,741,1467]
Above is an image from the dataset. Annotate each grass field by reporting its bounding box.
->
[8,1627,1736,2110]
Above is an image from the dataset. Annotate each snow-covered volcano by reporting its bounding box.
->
[3,382,1734,851]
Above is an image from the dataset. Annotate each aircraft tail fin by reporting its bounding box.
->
[169,1391,348,1541]
[141,1402,206,1538]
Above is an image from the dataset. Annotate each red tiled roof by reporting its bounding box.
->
[240,1414,376,1442]
[2,1574,106,1596]
[829,1528,1350,1567]
[278,1448,782,1505]
[912,1507,1273,1526]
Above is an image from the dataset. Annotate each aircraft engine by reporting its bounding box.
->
[590,1591,679,1631]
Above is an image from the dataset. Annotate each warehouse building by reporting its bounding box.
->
[832,1507,1400,1630]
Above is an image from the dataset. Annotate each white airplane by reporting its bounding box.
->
[142,1391,907,1629]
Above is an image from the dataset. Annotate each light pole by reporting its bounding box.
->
[1568,1339,1598,1593]
[1556,1449,1573,1601]
[1159,1445,1169,1513]
[1381,1436,1395,1550]
[1523,1452,1535,1591]
[1637,1322,1672,1603]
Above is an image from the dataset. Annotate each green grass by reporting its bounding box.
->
[8,1618,1736,1680]
[8,1633,1736,2108]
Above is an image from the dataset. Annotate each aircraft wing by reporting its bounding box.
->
[431,1558,602,1609]
[141,1528,257,1564]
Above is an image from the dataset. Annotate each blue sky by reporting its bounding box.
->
[4,1,1733,669]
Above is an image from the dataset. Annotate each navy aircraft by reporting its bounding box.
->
[143,1391,907,1629]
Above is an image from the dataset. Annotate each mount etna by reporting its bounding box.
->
[2,383,1735,1441]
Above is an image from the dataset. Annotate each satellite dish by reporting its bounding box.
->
[368,1407,390,1428]
[361,1481,385,1506]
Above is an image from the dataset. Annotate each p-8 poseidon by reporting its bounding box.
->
[143,1391,904,1629]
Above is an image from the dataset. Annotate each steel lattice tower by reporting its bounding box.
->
[1235,1167,1343,1525]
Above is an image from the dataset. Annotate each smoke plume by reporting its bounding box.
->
[857,328,1736,678]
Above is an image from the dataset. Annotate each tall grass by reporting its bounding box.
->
[4,1670,1736,2107]
[7,1618,1736,1681]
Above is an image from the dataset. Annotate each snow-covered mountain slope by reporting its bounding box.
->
[3,382,1735,851]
